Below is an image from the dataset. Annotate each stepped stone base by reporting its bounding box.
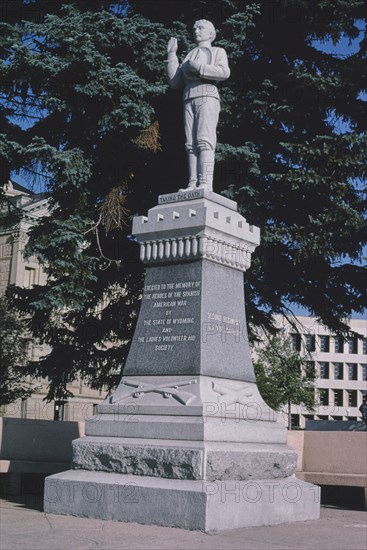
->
[44,470,320,532]
[43,192,321,530]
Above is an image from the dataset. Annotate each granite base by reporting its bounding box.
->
[72,437,297,481]
[44,470,320,531]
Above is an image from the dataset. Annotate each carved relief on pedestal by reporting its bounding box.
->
[212,381,254,406]
[112,378,198,406]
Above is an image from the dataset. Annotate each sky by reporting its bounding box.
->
[312,18,366,56]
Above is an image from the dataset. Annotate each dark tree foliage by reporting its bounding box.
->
[0,297,37,405]
[0,0,366,399]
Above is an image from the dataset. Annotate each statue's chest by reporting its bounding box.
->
[191,47,213,64]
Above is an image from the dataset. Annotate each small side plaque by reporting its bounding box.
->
[159,190,204,204]
[158,189,237,211]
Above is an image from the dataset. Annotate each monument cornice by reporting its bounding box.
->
[137,233,255,272]
[132,192,260,272]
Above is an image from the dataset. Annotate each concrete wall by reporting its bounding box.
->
[1,419,365,491]
[289,430,367,490]
[302,432,366,476]
[0,417,84,473]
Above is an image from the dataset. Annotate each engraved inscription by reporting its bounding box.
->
[207,311,241,337]
[158,189,204,204]
[138,279,201,352]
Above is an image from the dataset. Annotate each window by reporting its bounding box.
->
[319,362,329,379]
[333,389,343,407]
[304,414,315,424]
[319,335,330,352]
[25,339,36,361]
[363,338,367,355]
[0,243,11,258]
[24,267,36,288]
[347,390,357,407]
[359,390,366,405]
[21,398,27,419]
[362,365,367,382]
[334,336,344,353]
[334,362,343,380]
[54,400,67,421]
[319,389,329,406]
[348,363,357,380]
[348,337,358,354]
[291,333,301,352]
[290,414,300,429]
[306,361,315,376]
[305,334,315,352]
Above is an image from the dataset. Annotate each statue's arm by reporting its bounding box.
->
[165,56,184,89]
[199,48,230,81]
[165,37,184,89]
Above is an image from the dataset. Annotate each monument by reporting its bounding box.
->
[44,21,320,531]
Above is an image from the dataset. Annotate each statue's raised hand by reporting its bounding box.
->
[167,37,178,55]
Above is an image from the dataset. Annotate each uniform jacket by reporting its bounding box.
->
[166,46,230,101]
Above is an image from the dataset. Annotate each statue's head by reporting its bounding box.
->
[193,20,216,44]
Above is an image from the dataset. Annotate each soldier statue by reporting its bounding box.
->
[166,20,230,191]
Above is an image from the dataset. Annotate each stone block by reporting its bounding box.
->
[44,470,320,531]
[72,437,297,481]
[85,413,287,444]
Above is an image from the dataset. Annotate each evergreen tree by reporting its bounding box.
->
[0,297,37,405]
[0,1,366,399]
[253,331,316,429]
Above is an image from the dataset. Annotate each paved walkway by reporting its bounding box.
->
[1,498,366,550]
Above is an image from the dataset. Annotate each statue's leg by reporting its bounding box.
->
[179,100,198,191]
[187,151,198,188]
[196,98,220,191]
[197,149,215,190]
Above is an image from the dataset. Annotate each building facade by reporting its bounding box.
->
[0,181,48,295]
[273,315,366,428]
[0,181,105,421]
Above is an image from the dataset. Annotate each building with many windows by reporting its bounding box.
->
[274,315,366,428]
[0,181,105,421]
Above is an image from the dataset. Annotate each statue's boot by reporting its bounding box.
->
[179,152,198,192]
[197,149,215,191]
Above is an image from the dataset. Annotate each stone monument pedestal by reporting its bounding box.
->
[44,190,320,530]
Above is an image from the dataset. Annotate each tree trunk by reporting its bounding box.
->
[288,398,292,430]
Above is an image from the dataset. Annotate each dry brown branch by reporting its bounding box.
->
[99,186,130,233]
[83,186,130,268]
[132,120,162,153]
